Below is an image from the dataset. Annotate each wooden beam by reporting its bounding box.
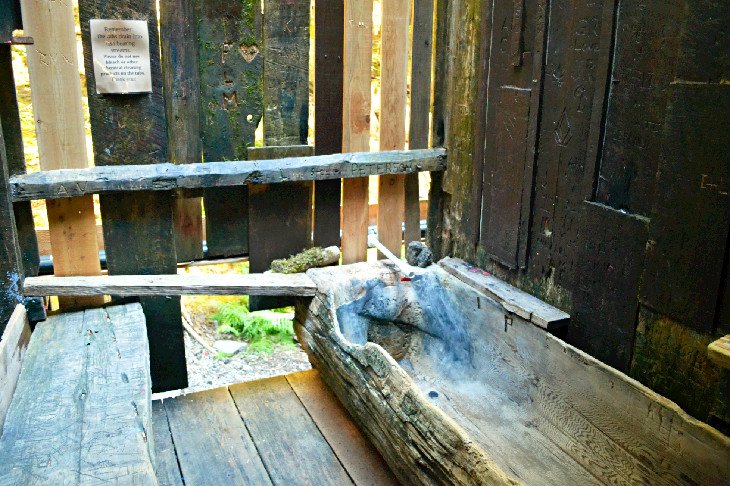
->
[20,0,102,310]
[313,0,344,248]
[0,305,30,432]
[341,0,373,264]
[0,119,23,329]
[198,0,263,258]
[405,0,434,245]
[23,273,318,297]
[439,257,570,330]
[11,148,446,201]
[160,0,204,261]
[377,0,411,256]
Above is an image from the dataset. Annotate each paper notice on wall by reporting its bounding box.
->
[90,19,152,94]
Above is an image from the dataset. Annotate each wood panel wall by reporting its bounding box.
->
[429,0,730,430]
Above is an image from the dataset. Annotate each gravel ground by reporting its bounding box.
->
[153,331,312,399]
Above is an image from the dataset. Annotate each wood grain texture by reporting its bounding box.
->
[230,375,355,486]
[641,85,730,332]
[11,148,446,201]
[163,387,272,486]
[20,0,102,309]
[0,121,23,329]
[0,45,38,277]
[0,304,156,485]
[341,0,373,264]
[313,0,344,248]
[79,0,186,392]
[405,0,433,245]
[440,257,569,330]
[198,0,263,257]
[160,0,204,261]
[150,401,184,486]
[286,370,399,486]
[23,273,318,297]
[300,262,730,486]
[0,305,30,433]
[376,0,410,256]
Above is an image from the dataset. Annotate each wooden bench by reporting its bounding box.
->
[0,303,156,485]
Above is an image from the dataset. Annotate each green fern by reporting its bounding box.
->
[212,300,296,354]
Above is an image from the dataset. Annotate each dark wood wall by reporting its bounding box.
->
[429,0,730,429]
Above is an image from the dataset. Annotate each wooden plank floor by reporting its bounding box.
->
[152,370,399,486]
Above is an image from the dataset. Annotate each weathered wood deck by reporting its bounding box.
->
[153,370,398,486]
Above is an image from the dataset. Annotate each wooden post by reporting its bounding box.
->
[19,0,102,309]
[405,0,434,245]
[249,0,312,311]
[377,0,410,256]
[79,0,187,392]
[198,0,263,258]
[313,0,344,248]
[0,119,23,331]
[341,0,373,263]
[0,45,39,278]
[160,0,204,262]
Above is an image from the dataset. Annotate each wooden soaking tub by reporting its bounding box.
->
[295,260,730,486]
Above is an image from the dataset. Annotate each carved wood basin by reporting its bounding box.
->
[296,261,730,486]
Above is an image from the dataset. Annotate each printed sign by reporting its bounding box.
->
[90,19,152,94]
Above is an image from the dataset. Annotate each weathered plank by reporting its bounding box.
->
[439,257,569,330]
[405,0,434,246]
[151,401,184,486]
[163,387,272,485]
[377,0,410,256]
[595,0,684,214]
[79,0,186,392]
[23,273,318,297]
[0,120,23,329]
[286,370,399,486]
[571,201,649,371]
[0,305,30,432]
[21,0,103,309]
[641,85,730,332]
[0,304,156,485]
[0,45,38,278]
[313,0,344,248]
[198,0,263,257]
[160,0,204,261]
[0,0,21,41]
[229,375,355,486]
[11,148,446,201]
[341,0,373,264]
[248,146,313,311]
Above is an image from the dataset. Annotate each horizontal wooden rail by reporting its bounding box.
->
[23,274,318,297]
[10,148,446,201]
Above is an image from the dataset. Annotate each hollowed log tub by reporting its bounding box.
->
[295,261,730,486]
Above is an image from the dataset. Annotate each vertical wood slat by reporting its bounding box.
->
[0,45,39,278]
[0,120,23,330]
[313,0,344,248]
[198,0,263,258]
[79,0,187,392]
[405,0,434,245]
[160,0,204,262]
[248,0,312,311]
[377,0,410,256]
[20,0,102,309]
[341,0,372,264]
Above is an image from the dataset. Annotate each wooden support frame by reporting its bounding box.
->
[23,274,318,297]
[20,0,103,310]
[11,148,446,201]
[0,121,23,330]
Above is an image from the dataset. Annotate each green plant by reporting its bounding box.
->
[212,300,296,354]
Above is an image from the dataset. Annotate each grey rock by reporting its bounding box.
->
[213,339,247,355]
[406,241,433,268]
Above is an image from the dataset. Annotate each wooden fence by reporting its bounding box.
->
[0,0,438,391]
